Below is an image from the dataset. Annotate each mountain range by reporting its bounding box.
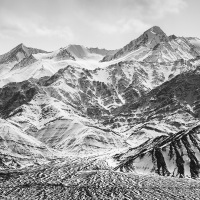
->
[1,26,200,199]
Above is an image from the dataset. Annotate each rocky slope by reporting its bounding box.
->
[2,59,192,122]
[0,60,199,157]
[1,156,200,199]
[114,124,200,178]
[97,69,200,178]
[0,71,128,156]
[0,119,53,169]
[105,69,200,144]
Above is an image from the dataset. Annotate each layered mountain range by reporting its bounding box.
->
[1,26,200,198]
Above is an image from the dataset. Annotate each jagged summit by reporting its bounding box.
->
[169,34,177,40]
[139,25,169,46]
[147,26,166,34]
[16,43,24,48]
[0,43,47,64]
[101,25,200,62]
[0,43,29,64]
[146,25,168,40]
[144,26,167,37]
[101,26,169,62]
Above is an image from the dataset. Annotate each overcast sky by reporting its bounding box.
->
[0,0,199,54]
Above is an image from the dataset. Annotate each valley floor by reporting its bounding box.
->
[0,156,200,200]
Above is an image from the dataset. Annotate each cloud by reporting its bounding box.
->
[121,0,187,17]
[0,10,74,42]
[0,0,188,50]
[75,0,187,35]
[144,0,187,18]
[75,0,187,19]
[33,26,74,41]
[96,19,150,35]
[118,19,151,33]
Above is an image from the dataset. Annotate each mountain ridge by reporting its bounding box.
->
[1,25,200,199]
[101,26,200,63]
[0,43,48,64]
